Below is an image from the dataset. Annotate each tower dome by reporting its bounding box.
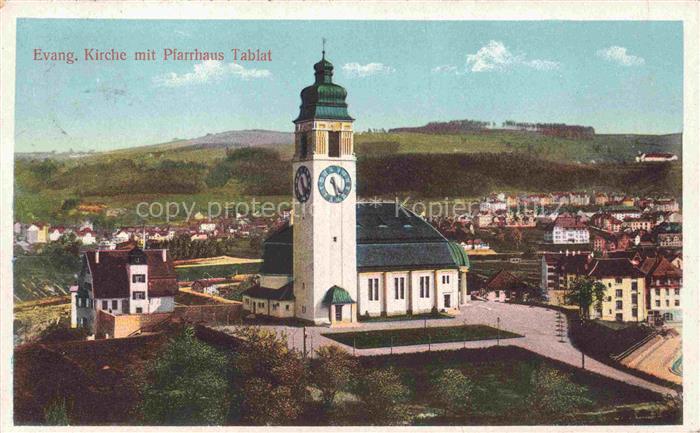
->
[294,52,353,123]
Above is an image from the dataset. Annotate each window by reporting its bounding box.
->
[102,300,108,310]
[136,307,143,314]
[442,274,450,285]
[615,313,623,322]
[615,277,623,284]
[122,299,129,311]
[368,278,379,301]
[666,300,670,307]
[328,131,340,157]
[615,300,623,310]
[419,276,430,298]
[132,291,146,300]
[394,277,405,300]
[286,305,290,311]
[656,300,661,307]
[655,288,661,296]
[615,289,623,298]
[132,274,146,283]
[299,133,309,158]
[632,308,638,317]
[675,299,680,306]
[607,296,612,302]
[244,298,249,304]
[112,300,118,310]
[631,281,638,292]
[675,288,680,296]
[631,294,638,305]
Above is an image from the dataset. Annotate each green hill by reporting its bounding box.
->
[14,130,681,224]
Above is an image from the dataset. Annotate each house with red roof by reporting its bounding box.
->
[639,256,682,323]
[71,247,179,337]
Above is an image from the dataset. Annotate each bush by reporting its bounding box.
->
[355,367,410,425]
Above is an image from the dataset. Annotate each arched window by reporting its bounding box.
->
[299,134,309,158]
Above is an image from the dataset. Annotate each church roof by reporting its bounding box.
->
[294,53,353,123]
[258,203,465,275]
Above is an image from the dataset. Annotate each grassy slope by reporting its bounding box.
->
[13,130,681,224]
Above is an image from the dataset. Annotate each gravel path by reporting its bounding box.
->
[215,301,678,396]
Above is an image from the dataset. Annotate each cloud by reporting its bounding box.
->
[153,60,271,87]
[596,46,645,66]
[342,62,395,78]
[431,64,459,74]
[465,40,559,72]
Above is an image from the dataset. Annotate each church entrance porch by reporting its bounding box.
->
[323,285,357,326]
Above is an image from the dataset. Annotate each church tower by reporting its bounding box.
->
[292,50,357,325]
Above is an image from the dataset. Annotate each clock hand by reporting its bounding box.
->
[330,176,341,196]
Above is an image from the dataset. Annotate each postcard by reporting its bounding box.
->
[1,1,698,431]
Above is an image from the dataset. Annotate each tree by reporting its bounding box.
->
[431,368,473,416]
[141,327,229,425]
[355,367,410,425]
[527,366,592,420]
[312,345,358,408]
[231,327,309,425]
[565,277,606,320]
[44,398,70,425]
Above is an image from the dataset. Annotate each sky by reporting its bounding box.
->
[15,19,683,153]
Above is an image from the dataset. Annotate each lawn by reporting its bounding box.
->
[342,346,675,425]
[174,262,261,282]
[359,312,453,323]
[323,325,522,349]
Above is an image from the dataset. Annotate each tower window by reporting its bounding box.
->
[299,134,309,158]
[329,132,340,157]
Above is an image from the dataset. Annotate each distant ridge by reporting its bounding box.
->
[186,129,293,148]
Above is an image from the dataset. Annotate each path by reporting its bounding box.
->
[215,301,678,396]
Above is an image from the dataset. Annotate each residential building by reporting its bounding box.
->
[26,223,49,244]
[544,213,590,244]
[541,252,589,305]
[635,152,678,162]
[639,256,682,323]
[586,258,647,322]
[71,247,178,336]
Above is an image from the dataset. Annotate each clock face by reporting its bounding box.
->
[318,165,352,203]
[294,166,312,203]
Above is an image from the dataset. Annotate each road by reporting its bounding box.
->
[215,301,678,396]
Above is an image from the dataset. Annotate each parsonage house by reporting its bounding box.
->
[71,247,178,338]
[241,52,470,325]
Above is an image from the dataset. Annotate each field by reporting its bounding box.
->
[14,297,71,344]
[13,254,79,301]
[174,256,263,267]
[174,262,260,282]
[323,325,522,349]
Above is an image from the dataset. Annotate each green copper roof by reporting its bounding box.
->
[448,242,470,268]
[322,285,356,305]
[294,54,353,123]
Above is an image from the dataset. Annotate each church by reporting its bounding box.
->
[242,51,470,325]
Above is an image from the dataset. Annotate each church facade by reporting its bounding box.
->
[242,52,469,325]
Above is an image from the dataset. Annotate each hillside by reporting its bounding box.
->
[13,127,682,224]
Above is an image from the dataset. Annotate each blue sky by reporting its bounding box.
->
[15,19,682,153]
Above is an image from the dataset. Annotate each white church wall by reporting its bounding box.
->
[410,270,435,314]
[385,271,410,316]
[357,272,383,317]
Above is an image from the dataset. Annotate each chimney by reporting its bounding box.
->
[96,251,100,264]
[162,249,167,262]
